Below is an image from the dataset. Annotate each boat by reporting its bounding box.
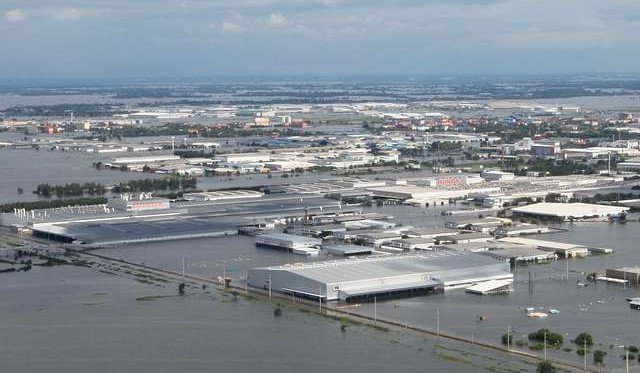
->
[525,307,535,312]
[527,312,549,318]
[549,309,560,314]
[577,281,588,287]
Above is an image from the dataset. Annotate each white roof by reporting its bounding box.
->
[498,237,586,251]
[466,279,512,294]
[512,202,629,218]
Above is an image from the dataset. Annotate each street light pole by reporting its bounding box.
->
[436,308,440,339]
[583,339,587,372]
[626,347,629,373]
[374,296,377,323]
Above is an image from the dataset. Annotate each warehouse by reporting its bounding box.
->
[605,267,640,286]
[498,237,589,258]
[355,232,404,247]
[255,233,322,255]
[183,190,263,202]
[404,227,458,239]
[438,232,493,244]
[481,246,557,264]
[323,244,372,256]
[247,252,513,301]
[511,202,629,221]
[386,237,435,251]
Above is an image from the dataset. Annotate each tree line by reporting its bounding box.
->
[111,176,197,193]
[29,177,197,199]
[34,182,107,198]
[0,197,108,213]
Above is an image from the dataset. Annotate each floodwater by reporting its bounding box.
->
[0,148,165,203]
[0,265,534,373]
[96,207,640,371]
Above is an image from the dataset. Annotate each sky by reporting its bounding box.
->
[1,0,640,80]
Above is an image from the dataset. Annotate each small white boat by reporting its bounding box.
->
[549,309,560,314]
[525,307,535,312]
[527,312,549,318]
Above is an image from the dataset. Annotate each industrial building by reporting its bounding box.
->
[403,227,457,239]
[481,246,557,264]
[247,252,513,301]
[512,202,629,221]
[386,237,435,251]
[183,190,263,202]
[465,279,513,295]
[481,170,515,182]
[605,267,640,286]
[323,244,372,256]
[498,237,589,258]
[438,232,493,244]
[255,233,322,255]
[107,195,171,212]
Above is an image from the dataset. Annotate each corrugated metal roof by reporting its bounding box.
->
[466,279,512,294]
[260,252,508,284]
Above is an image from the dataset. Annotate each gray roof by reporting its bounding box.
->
[323,244,372,256]
[259,251,507,284]
[256,232,321,245]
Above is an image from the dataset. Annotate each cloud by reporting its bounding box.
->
[54,8,84,21]
[266,12,289,28]
[4,9,26,22]
[221,21,245,33]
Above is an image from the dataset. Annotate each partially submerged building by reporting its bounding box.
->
[605,267,640,286]
[255,233,322,255]
[498,237,589,258]
[247,252,513,301]
[512,202,629,222]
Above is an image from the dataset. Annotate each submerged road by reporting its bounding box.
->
[0,228,611,372]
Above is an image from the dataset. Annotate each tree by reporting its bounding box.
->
[593,350,606,365]
[574,333,593,347]
[501,333,513,345]
[528,329,563,346]
[536,360,556,373]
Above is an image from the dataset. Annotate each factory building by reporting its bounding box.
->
[323,244,372,256]
[605,267,640,286]
[498,237,589,258]
[183,190,263,202]
[481,170,515,182]
[107,195,171,212]
[255,233,322,255]
[248,252,513,301]
[481,246,557,264]
[512,202,629,221]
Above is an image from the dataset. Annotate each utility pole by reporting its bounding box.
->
[584,339,587,372]
[626,346,630,373]
[544,331,547,360]
[374,296,377,323]
[507,325,510,351]
[268,275,272,298]
[318,285,322,311]
[436,308,440,339]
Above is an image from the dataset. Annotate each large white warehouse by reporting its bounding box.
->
[247,252,513,301]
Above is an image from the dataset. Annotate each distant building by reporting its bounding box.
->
[481,170,515,182]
